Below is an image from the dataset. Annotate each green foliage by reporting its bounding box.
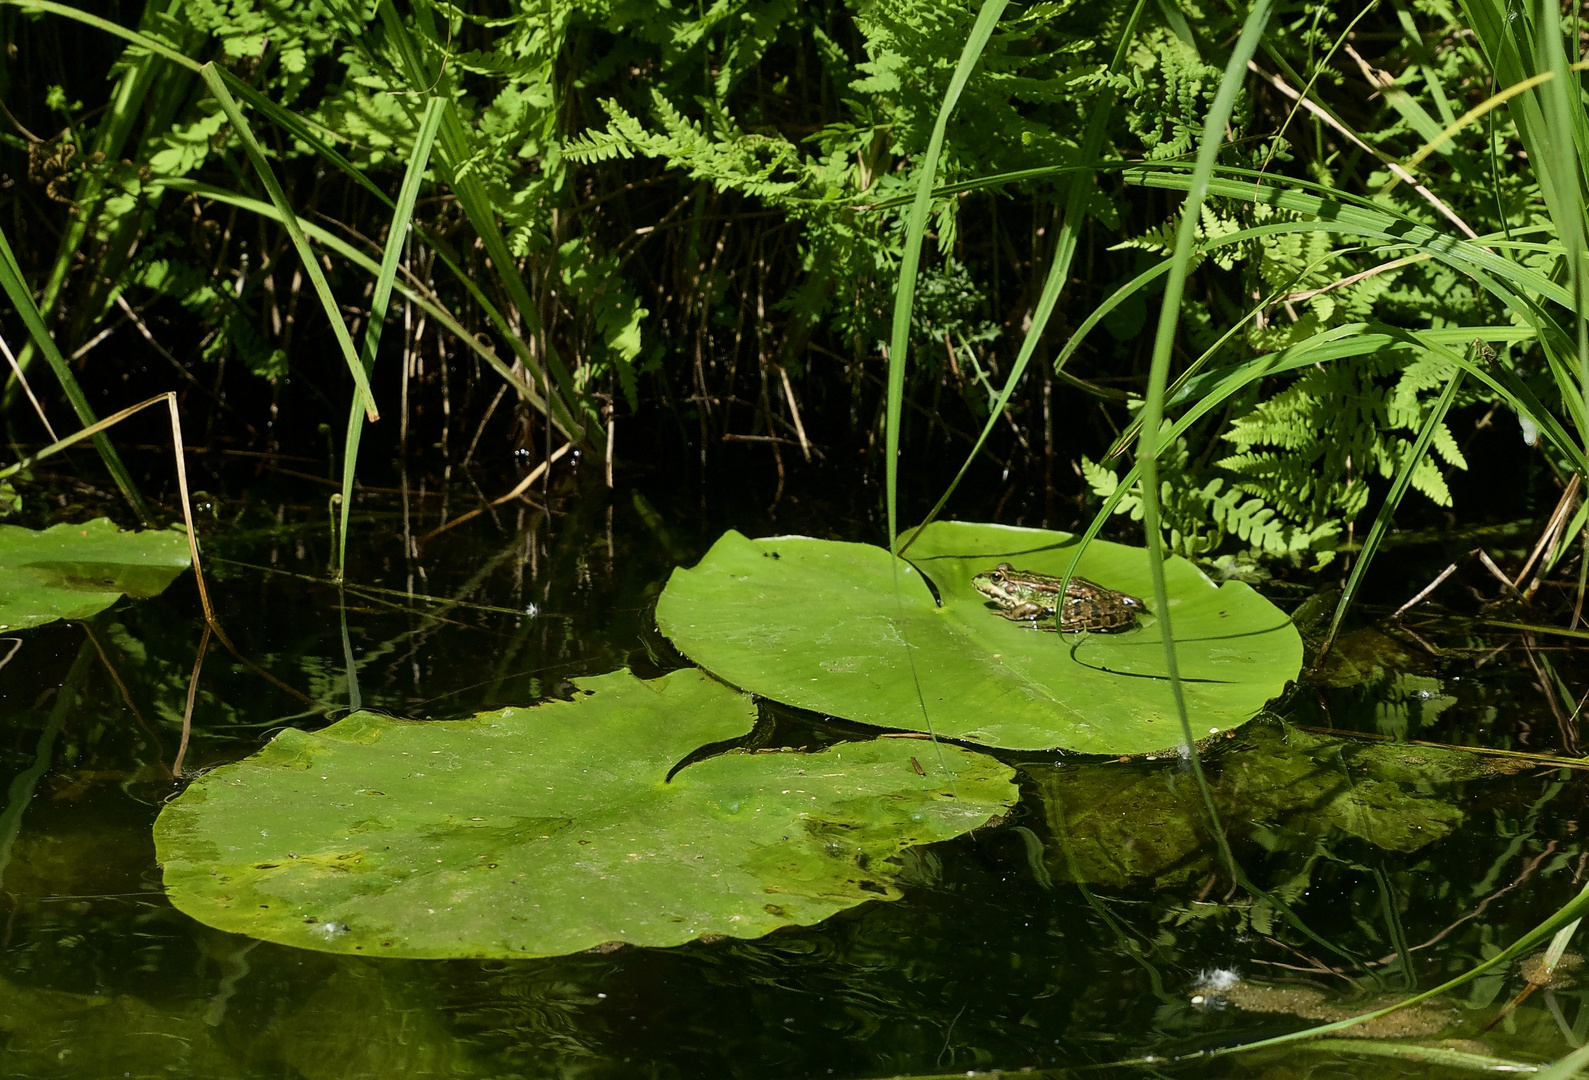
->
[1122,27,1241,161]
[556,238,650,410]
[1087,174,1484,566]
[563,0,1118,357]
[1218,354,1468,520]
[1,0,1581,580]
[1084,434,1340,567]
[1083,350,1472,568]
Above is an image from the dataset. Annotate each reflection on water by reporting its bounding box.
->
[3,461,1589,1078]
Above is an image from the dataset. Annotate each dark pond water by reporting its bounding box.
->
[3,452,1588,1079]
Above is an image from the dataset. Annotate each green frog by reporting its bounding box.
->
[971,562,1146,633]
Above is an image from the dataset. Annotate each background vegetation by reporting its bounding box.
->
[0,0,1574,580]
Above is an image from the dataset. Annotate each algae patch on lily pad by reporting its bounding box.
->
[0,517,191,631]
[655,521,1302,754]
[154,668,1016,960]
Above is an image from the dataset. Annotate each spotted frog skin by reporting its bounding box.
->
[971,563,1146,632]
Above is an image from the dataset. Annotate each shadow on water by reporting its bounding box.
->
[3,453,1589,1079]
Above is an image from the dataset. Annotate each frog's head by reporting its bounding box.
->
[971,562,1021,608]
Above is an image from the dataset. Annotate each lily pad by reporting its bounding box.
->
[0,518,191,631]
[154,668,1015,960]
[654,522,1302,754]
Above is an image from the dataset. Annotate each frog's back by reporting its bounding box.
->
[1059,576,1144,632]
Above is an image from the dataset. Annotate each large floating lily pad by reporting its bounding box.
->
[154,668,1015,960]
[655,522,1302,754]
[0,518,191,631]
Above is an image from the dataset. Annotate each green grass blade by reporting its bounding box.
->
[897,0,1148,555]
[1325,362,1468,648]
[372,0,595,452]
[1047,220,1415,387]
[878,0,1006,782]
[1130,0,1273,714]
[2,0,198,69]
[1102,247,1370,460]
[1532,0,1589,474]
[1068,324,1575,582]
[1125,167,1575,308]
[3,0,198,402]
[1200,881,1589,1062]
[1547,501,1589,575]
[1539,1042,1589,1080]
[199,64,379,424]
[3,0,583,451]
[1111,0,1273,882]
[886,0,1008,553]
[1124,166,1589,435]
[221,76,395,211]
[337,95,446,578]
[856,161,1125,209]
[0,224,152,522]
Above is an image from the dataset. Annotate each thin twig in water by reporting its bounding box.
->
[1370,841,1559,967]
[173,625,213,779]
[1513,475,1580,594]
[1397,623,1442,657]
[777,364,811,463]
[80,622,161,754]
[67,314,126,361]
[419,442,570,544]
[113,295,204,389]
[937,1003,968,1068]
[0,392,317,709]
[1477,549,1524,596]
[462,382,508,468]
[1393,560,1463,618]
[1256,937,1368,992]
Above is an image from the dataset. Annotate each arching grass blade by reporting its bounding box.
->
[199,64,379,425]
[882,0,1007,781]
[1117,0,1274,883]
[337,95,445,579]
[153,180,550,418]
[897,0,1148,555]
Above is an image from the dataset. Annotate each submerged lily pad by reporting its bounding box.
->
[654,522,1302,754]
[154,668,1015,960]
[1037,722,1506,889]
[0,518,191,631]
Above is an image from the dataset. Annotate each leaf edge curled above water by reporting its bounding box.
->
[0,517,192,632]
